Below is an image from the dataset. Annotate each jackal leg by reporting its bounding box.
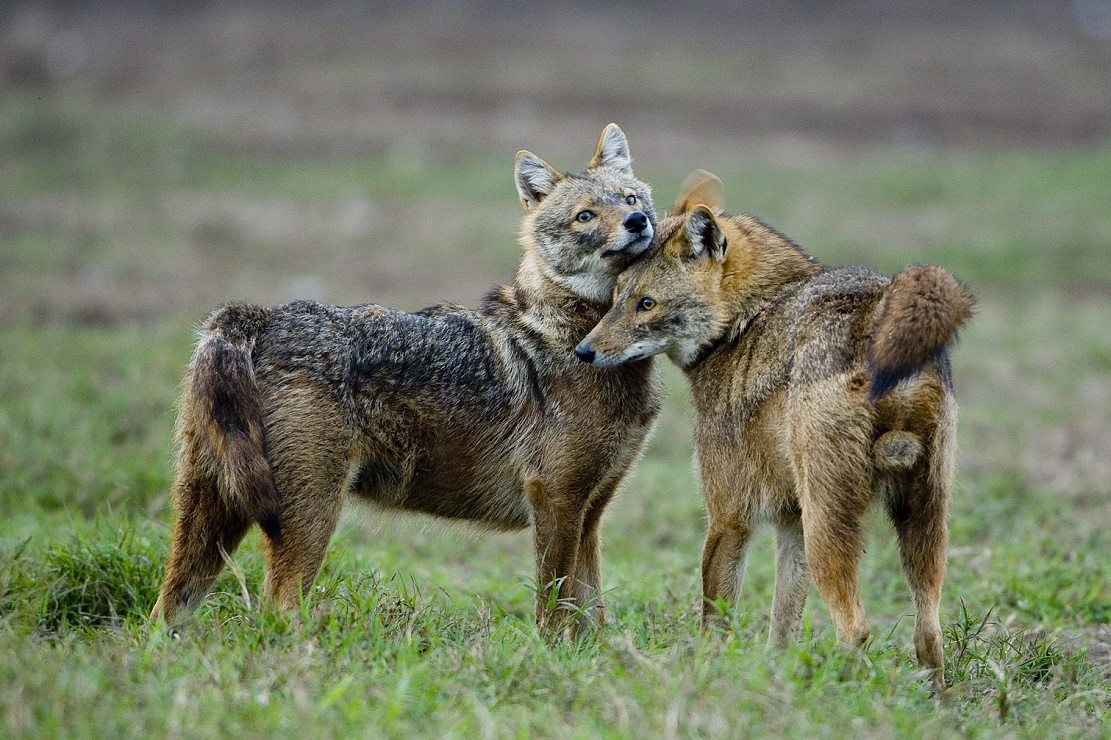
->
[889,414,953,686]
[889,475,948,685]
[796,458,872,649]
[790,386,874,649]
[527,478,585,638]
[700,515,753,628]
[258,431,347,612]
[152,458,252,627]
[768,517,811,647]
[260,477,343,613]
[568,486,617,638]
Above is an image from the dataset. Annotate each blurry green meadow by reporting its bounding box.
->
[2,3,1110,737]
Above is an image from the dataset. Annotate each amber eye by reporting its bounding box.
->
[625,194,637,205]
[577,210,596,222]
[637,297,656,311]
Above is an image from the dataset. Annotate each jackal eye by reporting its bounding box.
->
[577,210,596,222]
[624,194,637,205]
[637,297,656,311]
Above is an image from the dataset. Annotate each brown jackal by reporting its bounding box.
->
[576,171,973,683]
[151,125,662,637]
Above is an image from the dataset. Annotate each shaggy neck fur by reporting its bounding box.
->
[514,247,611,346]
[715,214,821,341]
[679,214,819,372]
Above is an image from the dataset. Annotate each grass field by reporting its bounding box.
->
[3,5,1111,737]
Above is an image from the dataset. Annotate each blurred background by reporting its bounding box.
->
[4,0,1110,317]
[2,1,1109,564]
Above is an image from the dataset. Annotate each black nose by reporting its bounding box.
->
[623,211,648,234]
[574,345,596,364]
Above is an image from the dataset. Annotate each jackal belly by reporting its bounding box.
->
[346,431,534,530]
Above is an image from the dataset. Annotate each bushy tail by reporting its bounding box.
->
[186,303,282,543]
[867,265,975,402]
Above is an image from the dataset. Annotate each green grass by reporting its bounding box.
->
[1,302,1109,736]
[2,93,1109,736]
[0,519,1106,736]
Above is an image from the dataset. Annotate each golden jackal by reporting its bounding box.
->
[576,171,973,683]
[151,125,662,637]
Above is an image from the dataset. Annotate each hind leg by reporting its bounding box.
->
[799,490,871,648]
[260,473,345,613]
[889,409,954,686]
[889,477,948,685]
[259,411,349,612]
[152,452,252,626]
[790,386,874,648]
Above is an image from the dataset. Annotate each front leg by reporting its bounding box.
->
[768,517,811,647]
[527,478,585,638]
[568,485,617,639]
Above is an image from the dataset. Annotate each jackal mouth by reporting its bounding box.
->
[600,228,654,260]
[591,349,652,368]
[576,338,658,367]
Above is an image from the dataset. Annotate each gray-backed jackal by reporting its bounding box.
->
[577,171,973,684]
[151,125,662,637]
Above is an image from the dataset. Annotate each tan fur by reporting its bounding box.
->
[673,169,724,213]
[151,126,662,639]
[868,264,975,400]
[578,172,973,687]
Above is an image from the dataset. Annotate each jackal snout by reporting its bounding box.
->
[605,208,653,260]
[624,211,649,234]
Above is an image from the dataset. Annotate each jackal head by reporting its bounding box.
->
[515,124,656,304]
[576,170,734,368]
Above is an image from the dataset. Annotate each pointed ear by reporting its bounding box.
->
[514,151,562,210]
[674,170,724,213]
[589,123,632,171]
[685,205,728,262]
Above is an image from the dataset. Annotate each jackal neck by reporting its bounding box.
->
[513,249,610,344]
[681,215,820,372]
[718,214,820,332]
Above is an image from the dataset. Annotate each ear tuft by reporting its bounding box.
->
[685,205,728,262]
[589,123,632,171]
[515,151,562,210]
[674,170,724,213]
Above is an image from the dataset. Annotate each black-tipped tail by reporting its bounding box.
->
[867,265,974,402]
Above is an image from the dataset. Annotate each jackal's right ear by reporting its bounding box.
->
[685,205,728,262]
[674,170,724,213]
[589,123,632,172]
[515,151,563,210]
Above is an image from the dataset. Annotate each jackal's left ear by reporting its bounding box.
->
[674,170,724,213]
[589,123,632,172]
[515,151,563,210]
[685,205,728,262]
